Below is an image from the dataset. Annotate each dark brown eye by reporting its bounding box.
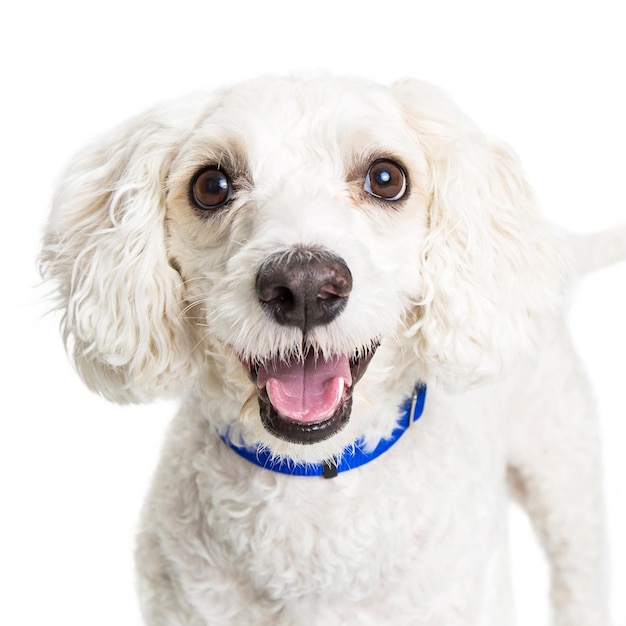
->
[191,167,232,210]
[364,159,407,201]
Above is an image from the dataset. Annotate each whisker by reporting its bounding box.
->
[178,276,210,288]
[186,329,212,359]
[178,299,209,320]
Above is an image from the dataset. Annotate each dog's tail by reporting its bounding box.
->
[572,224,626,274]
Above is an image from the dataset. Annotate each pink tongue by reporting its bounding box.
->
[257,354,352,423]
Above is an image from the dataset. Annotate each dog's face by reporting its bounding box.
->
[164,79,430,454]
[41,75,567,461]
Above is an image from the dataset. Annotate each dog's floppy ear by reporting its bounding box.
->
[392,79,571,386]
[40,104,203,402]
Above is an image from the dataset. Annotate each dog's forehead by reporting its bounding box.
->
[187,76,411,167]
[214,76,401,129]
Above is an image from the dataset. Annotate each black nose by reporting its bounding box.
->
[255,249,352,332]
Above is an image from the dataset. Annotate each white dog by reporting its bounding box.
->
[40,74,625,625]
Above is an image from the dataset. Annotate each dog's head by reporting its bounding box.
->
[41,75,568,461]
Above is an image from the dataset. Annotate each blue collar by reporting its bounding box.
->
[220,384,426,479]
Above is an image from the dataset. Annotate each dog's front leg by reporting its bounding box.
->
[135,529,208,626]
[507,326,608,626]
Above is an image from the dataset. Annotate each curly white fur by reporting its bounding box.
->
[40,74,626,625]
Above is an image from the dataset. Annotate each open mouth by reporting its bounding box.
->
[240,344,378,444]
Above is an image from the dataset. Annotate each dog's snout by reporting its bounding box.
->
[256,250,352,331]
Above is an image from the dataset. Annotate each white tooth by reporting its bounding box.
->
[317,379,345,421]
[266,379,277,406]
[334,378,345,404]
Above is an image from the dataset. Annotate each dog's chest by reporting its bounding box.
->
[193,405,508,611]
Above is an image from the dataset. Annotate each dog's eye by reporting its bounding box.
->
[364,159,407,201]
[191,167,233,210]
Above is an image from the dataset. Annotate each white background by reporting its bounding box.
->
[1,1,624,624]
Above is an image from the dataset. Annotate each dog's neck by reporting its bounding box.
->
[219,383,427,479]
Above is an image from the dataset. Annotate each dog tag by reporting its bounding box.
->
[322,459,338,479]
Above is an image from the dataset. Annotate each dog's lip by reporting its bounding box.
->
[238,343,379,444]
[258,390,353,445]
